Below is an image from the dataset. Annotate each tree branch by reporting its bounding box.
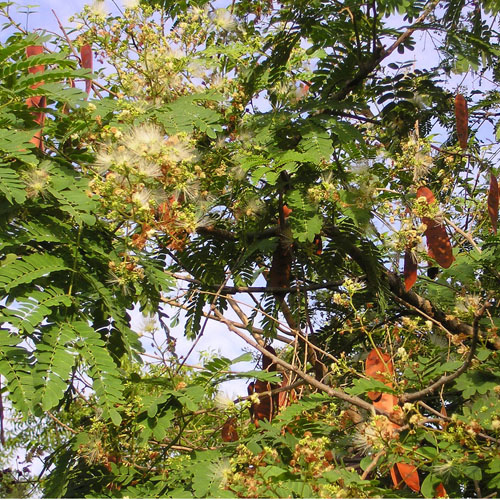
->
[401,301,489,403]
[196,223,480,343]
[332,0,441,101]
[170,272,344,294]
[212,307,403,424]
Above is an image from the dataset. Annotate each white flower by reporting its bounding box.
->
[396,347,408,361]
[122,0,139,8]
[165,135,196,163]
[189,5,209,21]
[95,147,114,173]
[124,123,164,156]
[352,422,380,454]
[210,458,231,488]
[212,8,237,31]
[88,0,109,18]
[25,166,51,198]
[166,46,185,60]
[214,392,234,411]
[136,160,162,178]
[132,188,152,209]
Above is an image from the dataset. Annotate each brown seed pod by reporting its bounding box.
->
[403,249,417,291]
[221,417,239,442]
[454,93,468,150]
[80,44,93,95]
[416,186,454,269]
[488,172,499,234]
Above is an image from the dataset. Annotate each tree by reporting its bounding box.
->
[0,0,499,497]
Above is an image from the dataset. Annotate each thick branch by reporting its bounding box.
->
[171,272,344,294]
[197,224,278,241]
[386,271,473,338]
[196,223,478,342]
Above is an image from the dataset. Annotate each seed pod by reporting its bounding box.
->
[366,349,420,493]
[454,93,468,150]
[80,44,93,95]
[416,186,454,268]
[403,249,417,291]
[488,172,499,234]
[391,462,420,492]
[221,417,239,442]
[25,45,46,150]
[313,234,322,255]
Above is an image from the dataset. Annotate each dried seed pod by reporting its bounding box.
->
[365,349,420,493]
[313,234,322,255]
[488,172,499,234]
[454,93,468,150]
[25,45,46,150]
[80,44,93,95]
[221,417,239,442]
[391,462,420,492]
[416,186,454,268]
[403,249,417,291]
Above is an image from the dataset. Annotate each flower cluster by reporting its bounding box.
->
[90,122,200,250]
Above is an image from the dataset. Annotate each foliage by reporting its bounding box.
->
[0,0,499,497]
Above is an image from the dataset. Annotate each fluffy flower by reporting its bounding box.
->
[25,166,51,198]
[214,392,235,411]
[132,188,152,209]
[88,0,109,18]
[95,147,136,174]
[136,160,162,178]
[212,8,237,31]
[165,135,196,163]
[124,123,164,156]
[122,0,139,8]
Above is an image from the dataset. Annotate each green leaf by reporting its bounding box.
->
[0,253,69,293]
[0,129,38,165]
[261,465,287,479]
[33,324,76,411]
[299,123,333,163]
[421,473,443,498]
[0,332,34,414]
[75,321,124,424]
[0,166,26,204]
[462,465,482,481]
[345,377,397,396]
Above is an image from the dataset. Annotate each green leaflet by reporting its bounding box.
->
[345,377,397,396]
[0,52,75,80]
[0,332,34,414]
[0,129,38,166]
[46,163,97,226]
[74,321,124,425]
[15,68,92,91]
[33,323,77,412]
[299,123,333,163]
[287,189,323,242]
[0,253,69,293]
[154,96,223,138]
[0,33,50,63]
[0,166,26,204]
[0,286,71,334]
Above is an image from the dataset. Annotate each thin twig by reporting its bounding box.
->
[401,300,489,403]
[212,307,402,424]
[47,411,78,434]
[444,216,481,254]
[360,450,385,480]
